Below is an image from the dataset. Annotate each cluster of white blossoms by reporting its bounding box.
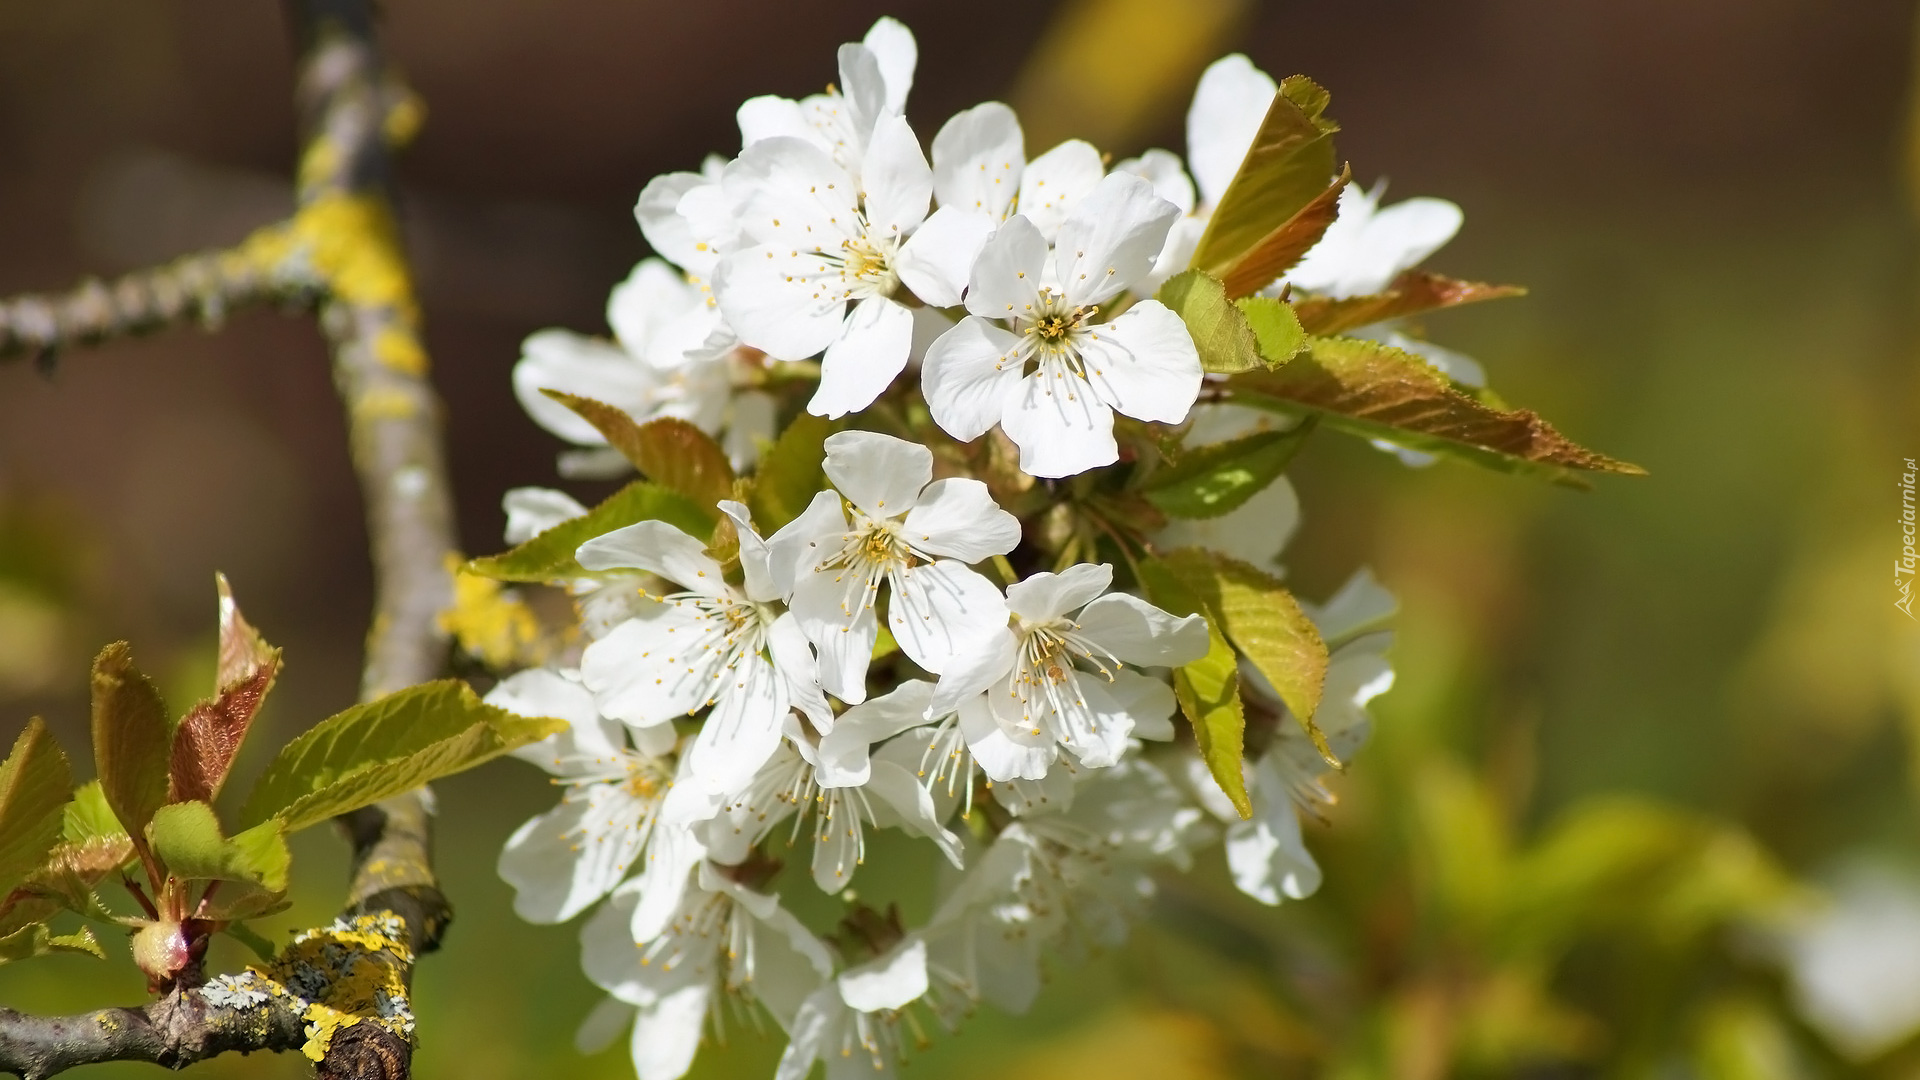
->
[484,18,1464,1080]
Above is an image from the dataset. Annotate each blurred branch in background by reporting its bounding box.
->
[0,0,458,1077]
[1010,0,1249,153]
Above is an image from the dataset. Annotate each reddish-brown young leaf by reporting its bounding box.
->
[1219,164,1349,300]
[540,390,735,511]
[169,576,282,805]
[1230,336,1646,485]
[1290,271,1528,336]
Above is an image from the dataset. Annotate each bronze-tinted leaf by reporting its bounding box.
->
[1219,164,1349,300]
[748,412,836,533]
[1190,76,1339,278]
[89,642,170,869]
[1229,336,1646,485]
[1291,271,1528,336]
[540,391,735,511]
[170,578,282,804]
[1137,557,1250,817]
[1156,270,1263,374]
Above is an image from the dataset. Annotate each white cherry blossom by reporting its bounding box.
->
[920,172,1202,477]
[737,18,917,173]
[715,114,956,417]
[489,669,698,926]
[771,431,1017,704]
[703,742,961,895]
[776,937,929,1080]
[513,258,774,474]
[894,101,1106,306]
[577,503,830,799]
[579,864,833,1080]
[929,563,1208,775]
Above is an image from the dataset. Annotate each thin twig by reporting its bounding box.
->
[0,240,311,369]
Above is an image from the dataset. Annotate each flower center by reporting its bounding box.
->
[827,233,900,301]
[1017,290,1100,376]
[822,511,915,577]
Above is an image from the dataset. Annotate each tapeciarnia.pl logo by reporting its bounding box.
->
[1900,457,1917,619]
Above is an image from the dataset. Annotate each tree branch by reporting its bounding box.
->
[0,239,310,369]
[0,976,306,1080]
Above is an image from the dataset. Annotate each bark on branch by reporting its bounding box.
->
[0,978,307,1080]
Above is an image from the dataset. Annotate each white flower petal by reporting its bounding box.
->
[501,486,587,545]
[1114,148,1195,215]
[889,560,1012,676]
[769,612,835,734]
[774,987,840,1080]
[895,206,996,309]
[861,17,917,115]
[513,330,651,446]
[839,938,929,1012]
[717,500,777,602]
[1060,676,1138,768]
[1225,761,1321,904]
[860,114,932,239]
[811,296,914,418]
[498,787,644,923]
[958,693,1056,782]
[1078,299,1201,424]
[766,490,848,594]
[1016,139,1105,240]
[1101,669,1179,742]
[1073,591,1210,667]
[580,884,650,1001]
[577,520,728,596]
[636,172,708,271]
[1000,371,1118,478]
[574,995,634,1056]
[790,563,879,704]
[686,654,787,796]
[963,214,1049,320]
[931,101,1024,220]
[490,668,621,768]
[1053,172,1179,307]
[836,43,889,152]
[921,316,1024,442]
[927,626,1018,718]
[628,825,704,944]
[1006,563,1112,623]
[902,478,1020,562]
[822,430,932,519]
[1309,567,1398,643]
[713,243,851,362]
[607,259,700,355]
[630,983,713,1080]
[818,680,937,787]
[738,94,815,148]
[723,389,779,472]
[866,759,965,868]
[581,604,730,727]
[1186,54,1277,209]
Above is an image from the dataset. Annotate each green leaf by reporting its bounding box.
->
[89,642,170,866]
[62,781,125,844]
[1218,165,1349,300]
[1156,270,1262,374]
[1137,557,1250,817]
[541,392,735,511]
[1291,271,1527,337]
[147,801,289,892]
[748,413,837,533]
[0,718,71,892]
[0,922,102,965]
[1190,76,1339,278]
[467,480,714,583]
[1238,296,1307,366]
[1155,548,1334,765]
[1229,336,1647,486]
[238,680,567,833]
[170,575,281,805]
[223,920,277,961]
[1141,422,1313,520]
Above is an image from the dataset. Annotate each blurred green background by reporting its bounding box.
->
[0,0,1916,1076]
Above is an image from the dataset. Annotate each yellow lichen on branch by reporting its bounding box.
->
[256,914,416,1062]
